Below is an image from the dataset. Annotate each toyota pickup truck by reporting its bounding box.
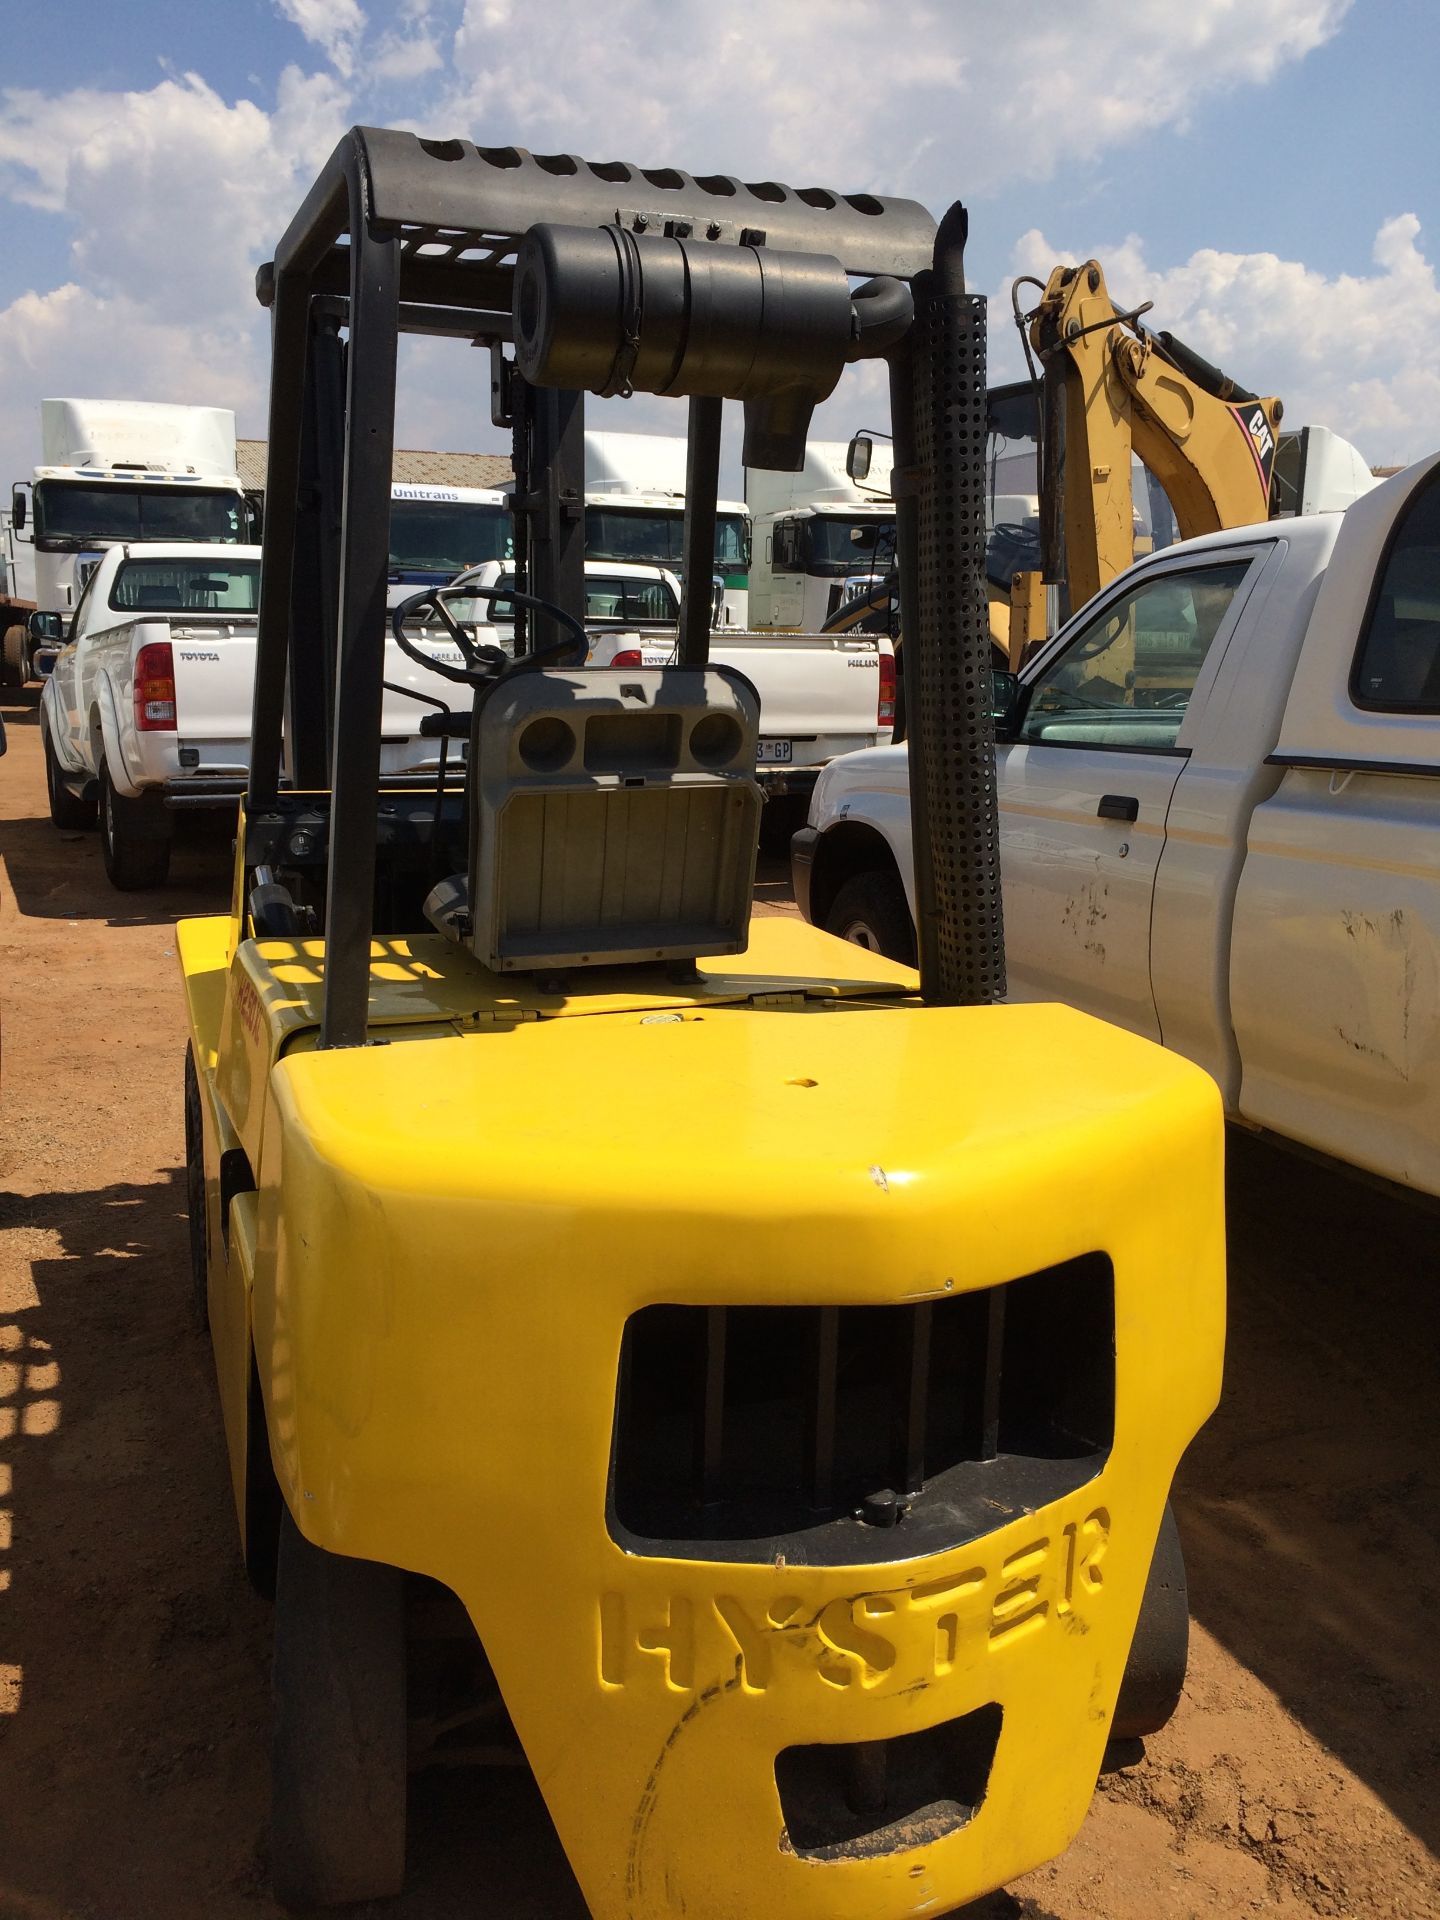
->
[39,543,471,889]
[453,557,895,835]
[795,454,1440,1198]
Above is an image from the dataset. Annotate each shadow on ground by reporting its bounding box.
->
[1177,1130,1440,1854]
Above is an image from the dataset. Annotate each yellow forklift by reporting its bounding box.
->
[179,128,1225,1916]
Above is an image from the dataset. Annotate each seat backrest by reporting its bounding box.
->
[466,666,762,973]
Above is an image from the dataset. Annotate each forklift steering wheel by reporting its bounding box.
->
[390,581,590,689]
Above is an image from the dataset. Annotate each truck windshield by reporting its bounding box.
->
[804,516,896,576]
[454,571,679,626]
[584,507,750,574]
[33,483,244,546]
[388,500,511,574]
[109,558,262,613]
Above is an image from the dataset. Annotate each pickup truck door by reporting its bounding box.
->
[1232,460,1440,1192]
[998,553,1261,1040]
[51,563,103,748]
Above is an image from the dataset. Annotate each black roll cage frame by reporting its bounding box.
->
[249,125,1003,1047]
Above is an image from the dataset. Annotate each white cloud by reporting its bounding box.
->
[0,68,349,317]
[372,30,443,80]
[274,0,368,78]
[0,283,265,418]
[0,65,352,482]
[1001,216,1440,465]
[6,0,1424,511]
[438,0,1350,200]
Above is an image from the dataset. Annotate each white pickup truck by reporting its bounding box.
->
[450,558,895,829]
[795,453,1440,1198]
[39,543,470,889]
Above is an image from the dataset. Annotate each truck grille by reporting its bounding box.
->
[609,1254,1112,1565]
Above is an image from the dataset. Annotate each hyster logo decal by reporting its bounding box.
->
[598,1506,1109,1694]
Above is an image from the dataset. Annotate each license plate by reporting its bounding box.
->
[757,739,793,764]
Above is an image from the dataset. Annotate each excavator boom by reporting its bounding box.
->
[1016,259,1283,638]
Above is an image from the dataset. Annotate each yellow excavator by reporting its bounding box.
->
[834,257,1288,675]
[1005,257,1283,661]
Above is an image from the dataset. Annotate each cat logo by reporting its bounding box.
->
[1246,406,1275,463]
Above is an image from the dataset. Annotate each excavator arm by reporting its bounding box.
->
[1017,259,1282,634]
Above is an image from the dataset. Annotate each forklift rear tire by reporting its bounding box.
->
[270,1507,407,1911]
[824,869,916,966]
[1111,1501,1189,1740]
[99,764,171,890]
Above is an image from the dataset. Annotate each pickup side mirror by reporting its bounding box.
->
[28,610,65,645]
[10,486,26,532]
[991,668,1024,736]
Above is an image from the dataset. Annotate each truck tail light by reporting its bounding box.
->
[134,641,177,731]
[610,649,643,667]
[878,649,896,728]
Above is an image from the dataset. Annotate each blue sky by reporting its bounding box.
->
[0,0,1436,488]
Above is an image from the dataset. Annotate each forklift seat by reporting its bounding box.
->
[425,666,763,974]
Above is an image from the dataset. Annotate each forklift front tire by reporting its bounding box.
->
[270,1507,408,1911]
[1111,1501,1190,1741]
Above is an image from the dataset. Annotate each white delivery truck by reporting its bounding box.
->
[582,429,750,624]
[746,439,897,632]
[795,453,1440,1198]
[9,399,250,683]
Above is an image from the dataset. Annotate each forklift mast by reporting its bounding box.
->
[250,128,1005,1036]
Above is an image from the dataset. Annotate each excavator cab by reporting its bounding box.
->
[177,128,1226,1917]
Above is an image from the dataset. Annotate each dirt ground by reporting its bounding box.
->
[1,684,1437,1920]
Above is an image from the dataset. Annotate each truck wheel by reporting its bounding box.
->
[270,1506,407,1910]
[43,722,98,829]
[1,625,27,689]
[758,792,807,856]
[183,1048,209,1330]
[99,764,171,890]
[1111,1502,1189,1740]
[824,870,916,965]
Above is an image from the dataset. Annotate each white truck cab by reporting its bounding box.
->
[580,426,749,623]
[746,440,897,632]
[386,482,511,608]
[11,401,250,683]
